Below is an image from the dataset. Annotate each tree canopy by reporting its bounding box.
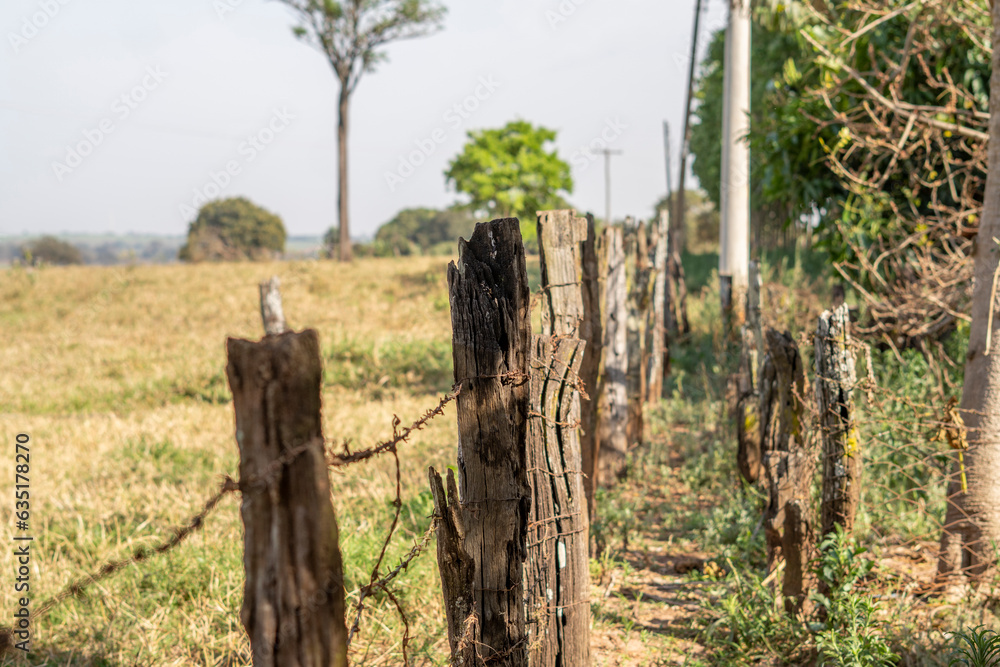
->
[281,0,446,95]
[179,197,286,262]
[445,120,573,248]
[372,207,475,256]
[278,0,447,261]
[689,0,990,347]
[21,236,83,266]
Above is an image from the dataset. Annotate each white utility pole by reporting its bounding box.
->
[719,0,751,313]
[600,148,623,226]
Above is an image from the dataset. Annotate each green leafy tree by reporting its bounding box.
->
[179,197,286,262]
[372,206,475,256]
[278,0,447,262]
[689,2,988,330]
[445,120,574,249]
[691,0,995,584]
[21,236,83,266]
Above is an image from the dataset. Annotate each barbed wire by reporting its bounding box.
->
[4,276,599,662]
[757,324,991,593]
[0,379,471,660]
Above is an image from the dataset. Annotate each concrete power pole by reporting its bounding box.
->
[719,0,751,314]
[601,148,623,226]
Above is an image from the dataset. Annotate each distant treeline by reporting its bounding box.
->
[329,207,476,259]
[1,236,182,266]
[1,233,327,267]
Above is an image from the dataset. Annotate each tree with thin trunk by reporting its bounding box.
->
[277,0,446,262]
[938,0,1000,586]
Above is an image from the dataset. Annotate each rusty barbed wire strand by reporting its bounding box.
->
[0,366,553,662]
[348,517,439,663]
[0,379,474,660]
[0,474,241,657]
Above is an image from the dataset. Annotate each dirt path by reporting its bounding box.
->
[588,440,724,666]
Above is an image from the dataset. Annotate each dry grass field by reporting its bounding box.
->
[3,252,987,667]
[1,257,708,666]
[0,257,466,665]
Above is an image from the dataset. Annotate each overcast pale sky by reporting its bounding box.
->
[0,0,727,239]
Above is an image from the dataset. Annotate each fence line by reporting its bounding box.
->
[736,284,991,615]
[5,211,682,666]
[0,375,466,660]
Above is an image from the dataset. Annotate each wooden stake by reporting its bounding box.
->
[598,226,629,484]
[646,209,669,403]
[758,329,813,614]
[432,218,531,667]
[428,468,476,667]
[625,220,648,446]
[579,213,603,521]
[736,325,761,484]
[226,330,348,667]
[737,261,764,483]
[815,303,861,536]
[527,210,591,667]
[259,276,287,336]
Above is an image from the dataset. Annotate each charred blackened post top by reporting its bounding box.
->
[431,217,532,667]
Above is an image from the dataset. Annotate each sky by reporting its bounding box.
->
[0,0,728,239]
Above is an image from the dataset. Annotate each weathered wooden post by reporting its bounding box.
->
[430,218,532,667]
[736,261,763,483]
[428,469,475,666]
[815,303,861,536]
[747,261,763,357]
[579,213,603,520]
[625,220,648,446]
[537,210,586,335]
[259,276,287,336]
[758,329,813,614]
[526,210,591,667]
[226,329,348,667]
[735,325,761,484]
[646,209,668,404]
[598,226,629,483]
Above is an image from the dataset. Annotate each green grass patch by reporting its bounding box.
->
[323,337,453,397]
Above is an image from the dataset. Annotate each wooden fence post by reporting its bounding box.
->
[748,261,763,358]
[625,220,648,446]
[537,210,586,334]
[646,209,668,404]
[428,469,476,667]
[526,210,591,667]
[736,261,763,483]
[579,213,603,522]
[815,303,861,537]
[666,219,691,337]
[259,276,287,336]
[758,329,813,614]
[598,226,629,484]
[736,325,761,484]
[226,329,348,667]
[430,218,531,667]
